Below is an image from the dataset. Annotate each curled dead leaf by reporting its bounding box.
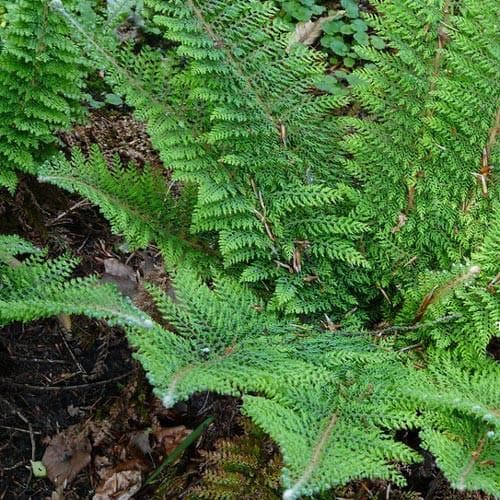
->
[287,13,340,52]
[153,425,191,455]
[93,470,142,500]
[42,425,91,488]
[391,212,408,233]
[101,257,138,298]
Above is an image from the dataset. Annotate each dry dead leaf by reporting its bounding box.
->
[129,429,153,456]
[58,313,72,332]
[287,13,338,52]
[153,425,191,455]
[391,212,408,233]
[101,257,138,298]
[93,470,142,500]
[42,425,91,488]
[103,258,136,280]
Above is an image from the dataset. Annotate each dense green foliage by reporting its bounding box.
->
[0,0,87,191]
[344,0,499,288]
[1,0,499,497]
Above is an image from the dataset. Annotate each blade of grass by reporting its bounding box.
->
[144,415,214,486]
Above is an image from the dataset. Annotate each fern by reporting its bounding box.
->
[343,0,499,288]
[38,145,215,271]
[0,234,153,328]
[0,0,87,191]
[407,356,499,494]
[190,418,282,500]
[17,0,500,497]
[127,271,420,498]
[50,0,369,317]
[396,202,499,361]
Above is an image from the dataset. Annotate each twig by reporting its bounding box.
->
[29,424,36,461]
[0,371,133,391]
[7,355,68,364]
[47,199,90,225]
[58,327,87,376]
[0,425,41,435]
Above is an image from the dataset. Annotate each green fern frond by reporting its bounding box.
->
[39,145,215,271]
[0,0,87,190]
[344,0,499,285]
[0,235,153,328]
[49,0,367,317]
[407,356,500,495]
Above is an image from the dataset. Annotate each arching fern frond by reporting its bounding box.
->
[39,145,215,272]
[0,235,152,328]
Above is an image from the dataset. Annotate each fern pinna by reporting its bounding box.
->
[0,0,87,192]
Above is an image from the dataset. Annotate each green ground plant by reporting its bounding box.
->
[0,0,498,498]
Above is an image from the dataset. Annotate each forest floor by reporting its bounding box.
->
[0,111,493,500]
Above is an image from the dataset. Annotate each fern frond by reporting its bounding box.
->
[39,145,215,271]
[407,356,500,495]
[344,0,499,286]
[0,235,153,328]
[49,0,367,316]
[0,0,87,190]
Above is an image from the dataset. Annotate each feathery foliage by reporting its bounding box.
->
[51,0,370,316]
[343,0,499,288]
[191,418,282,500]
[127,266,499,498]
[0,0,87,192]
[39,145,215,271]
[7,0,499,497]
[0,234,153,328]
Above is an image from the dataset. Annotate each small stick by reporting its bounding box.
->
[0,371,133,391]
[0,425,41,435]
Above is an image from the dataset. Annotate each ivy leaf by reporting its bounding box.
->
[326,37,349,56]
[340,23,355,35]
[323,20,343,34]
[104,93,123,106]
[282,1,325,21]
[340,0,359,18]
[351,19,367,32]
[315,75,348,96]
[343,56,356,68]
[370,35,386,49]
[353,30,369,45]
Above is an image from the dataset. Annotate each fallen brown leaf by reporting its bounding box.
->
[153,425,191,455]
[391,212,407,233]
[287,13,341,52]
[42,425,91,488]
[101,257,138,298]
[93,470,142,500]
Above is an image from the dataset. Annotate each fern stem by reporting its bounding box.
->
[456,431,489,490]
[283,413,338,500]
